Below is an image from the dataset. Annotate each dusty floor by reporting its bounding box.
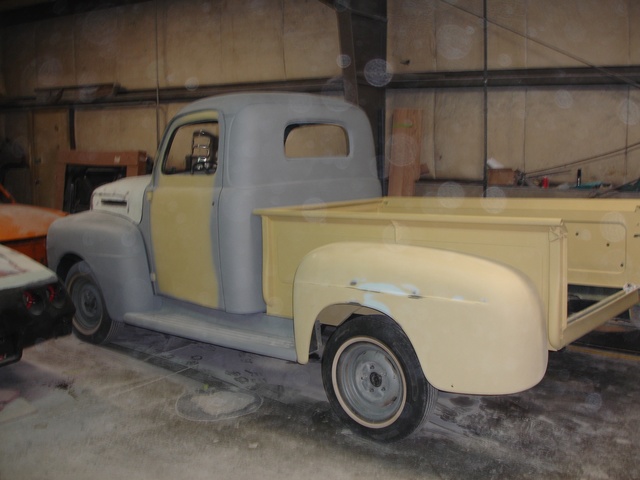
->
[1,324,639,480]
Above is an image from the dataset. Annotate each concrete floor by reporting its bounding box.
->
[1,324,639,480]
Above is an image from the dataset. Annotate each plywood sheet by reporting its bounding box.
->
[388,108,423,196]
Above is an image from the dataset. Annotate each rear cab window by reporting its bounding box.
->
[284,123,349,158]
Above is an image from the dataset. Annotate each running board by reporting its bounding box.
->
[123,301,297,362]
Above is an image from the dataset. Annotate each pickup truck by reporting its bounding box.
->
[47,92,640,441]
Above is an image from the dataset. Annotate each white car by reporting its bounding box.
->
[0,244,74,366]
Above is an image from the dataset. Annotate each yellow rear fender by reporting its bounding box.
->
[293,242,548,396]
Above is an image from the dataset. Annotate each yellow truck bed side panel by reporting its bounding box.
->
[257,197,570,364]
[258,199,567,331]
[377,196,640,288]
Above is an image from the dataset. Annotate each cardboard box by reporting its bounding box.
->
[488,168,516,186]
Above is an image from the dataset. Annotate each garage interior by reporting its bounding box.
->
[1,1,640,479]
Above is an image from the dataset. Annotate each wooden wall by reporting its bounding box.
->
[1,0,640,206]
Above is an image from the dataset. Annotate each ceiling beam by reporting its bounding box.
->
[389,66,640,90]
[0,0,149,26]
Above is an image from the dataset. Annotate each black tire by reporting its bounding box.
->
[66,261,122,344]
[322,315,438,442]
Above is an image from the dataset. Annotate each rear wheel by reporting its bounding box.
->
[66,261,122,344]
[322,315,437,442]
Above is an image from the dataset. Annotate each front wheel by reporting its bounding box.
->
[321,315,438,442]
[66,261,122,344]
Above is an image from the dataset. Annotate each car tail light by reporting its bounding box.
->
[46,284,67,309]
[22,282,66,315]
[22,290,34,309]
[22,290,44,315]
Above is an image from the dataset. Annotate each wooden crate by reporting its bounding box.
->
[488,168,516,186]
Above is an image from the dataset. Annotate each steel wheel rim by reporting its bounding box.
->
[71,277,103,335]
[332,336,406,429]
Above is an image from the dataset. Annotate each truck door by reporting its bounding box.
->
[149,114,223,309]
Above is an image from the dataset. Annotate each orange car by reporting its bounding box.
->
[0,184,66,265]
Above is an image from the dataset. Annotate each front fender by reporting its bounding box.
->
[47,211,158,321]
[293,242,548,395]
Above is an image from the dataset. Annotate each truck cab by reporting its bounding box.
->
[146,93,380,315]
[47,92,380,354]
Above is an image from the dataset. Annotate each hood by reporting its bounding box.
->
[0,204,66,243]
[91,175,151,223]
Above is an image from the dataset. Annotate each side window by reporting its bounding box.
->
[163,121,219,174]
[284,123,349,158]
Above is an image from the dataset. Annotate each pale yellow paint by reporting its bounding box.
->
[387,196,640,288]
[150,173,219,308]
[258,197,567,322]
[150,114,220,309]
[292,241,549,395]
[258,195,640,394]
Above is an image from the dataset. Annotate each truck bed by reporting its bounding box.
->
[378,196,640,290]
[256,196,640,350]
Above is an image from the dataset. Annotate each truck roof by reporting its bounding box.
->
[167,91,378,190]
[176,92,358,118]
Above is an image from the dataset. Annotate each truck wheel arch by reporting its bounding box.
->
[293,242,549,396]
[47,211,159,323]
[55,253,84,284]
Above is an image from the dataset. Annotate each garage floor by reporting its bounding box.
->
[1,324,639,480]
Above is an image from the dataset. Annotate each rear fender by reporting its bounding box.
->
[293,242,548,395]
[47,211,158,321]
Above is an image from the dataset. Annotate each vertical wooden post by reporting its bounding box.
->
[388,109,423,196]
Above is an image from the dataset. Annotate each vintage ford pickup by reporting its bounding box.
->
[47,92,640,441]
